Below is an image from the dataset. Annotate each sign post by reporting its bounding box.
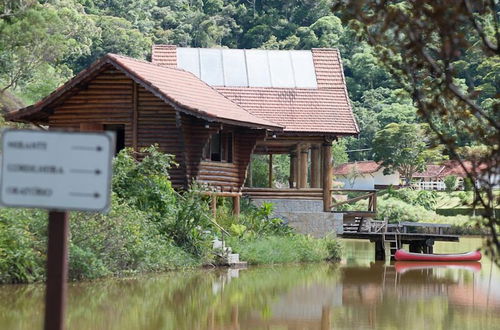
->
[45,211,69,330]
[0,129,113,330]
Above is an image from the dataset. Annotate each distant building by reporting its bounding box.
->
[413,161,499,190]
[334,160,498,191]
[333,161,400,190]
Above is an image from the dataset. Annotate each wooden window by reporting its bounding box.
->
[203,131,233,162]
[104,124,125,155]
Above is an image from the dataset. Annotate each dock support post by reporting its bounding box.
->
[409,242,422,253]
[375,240,385,261]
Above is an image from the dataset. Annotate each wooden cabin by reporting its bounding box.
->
[6,46,359,215]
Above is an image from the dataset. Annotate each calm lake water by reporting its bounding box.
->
[1,237,499,330]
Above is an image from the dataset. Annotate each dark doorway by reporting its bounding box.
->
[104,124,125,155]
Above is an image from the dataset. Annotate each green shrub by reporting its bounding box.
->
[444,175,458,192]
[463,177,475,191]
[377,197,429,223]
[216,198,294,238]
[457,191,470,206]
[325,238,343,261]
[112,147,214,259]
[384,188,437,210]
[165,187,214,258]
[0,208,46,283]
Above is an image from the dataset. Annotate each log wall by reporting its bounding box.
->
[48,67,133,148]
[136,84,186,187]
[180,115,262,191]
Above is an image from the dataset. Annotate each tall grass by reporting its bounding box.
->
[229,235,342,265]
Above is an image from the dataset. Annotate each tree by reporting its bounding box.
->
[444,175,458,192]
[333,0,500,262]
[372,123,427,186]
[0,1,97,94]
[69,15,152,73]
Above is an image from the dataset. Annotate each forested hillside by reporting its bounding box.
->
[1,0,497,160]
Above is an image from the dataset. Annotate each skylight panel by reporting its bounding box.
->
[291,51,317,88]
[199,48,224,86]
[245,50,272,87]
[176,48,200,78]
[268,50,295,88]
[222,49,248,87]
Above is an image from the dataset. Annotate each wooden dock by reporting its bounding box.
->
[339,221,459,261]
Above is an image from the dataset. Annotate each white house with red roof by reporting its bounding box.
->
[333,161,400,190]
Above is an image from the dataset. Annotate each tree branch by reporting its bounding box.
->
[463,0,499,55]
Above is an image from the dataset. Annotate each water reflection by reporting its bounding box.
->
[0,238,499,329]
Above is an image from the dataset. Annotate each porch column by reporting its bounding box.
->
[268,153,273,188]
[247,158,253,187]
[289,151,296,188]
[322,141,333,212]
[294,144,300,189]
[310,144,321,188]
[299,145,308,188]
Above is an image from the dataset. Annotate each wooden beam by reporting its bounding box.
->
[268,153,273,188]
[310,144,320,188]
[79,123,102,132]
[132,82,138,151]
[299,145,308,188]
[211,195,217,218]
[322,142,333,211]
[232,195,240,217]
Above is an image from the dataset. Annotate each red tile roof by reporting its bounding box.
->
[151,45,359,135]
[413,164,446,178]
[334,161,382,176]
[6,54,282,130]
[413,161,489,179]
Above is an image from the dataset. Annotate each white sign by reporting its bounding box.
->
[0,130,113,212]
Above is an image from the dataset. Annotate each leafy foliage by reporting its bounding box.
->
[373,123,427,185]
[444,175,458,192]
[333,0,500,261]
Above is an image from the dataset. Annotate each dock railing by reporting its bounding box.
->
[330,189,377,213]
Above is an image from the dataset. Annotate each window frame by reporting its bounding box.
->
[202,130,234,163]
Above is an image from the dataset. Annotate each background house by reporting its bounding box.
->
[333,161,400,190]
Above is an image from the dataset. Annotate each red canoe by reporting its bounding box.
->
[394,249,482,262]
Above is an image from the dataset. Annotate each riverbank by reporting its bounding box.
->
[0,203,341,284]
[0,147,342,284]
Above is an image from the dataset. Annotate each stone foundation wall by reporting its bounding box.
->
[251,199,343,238]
